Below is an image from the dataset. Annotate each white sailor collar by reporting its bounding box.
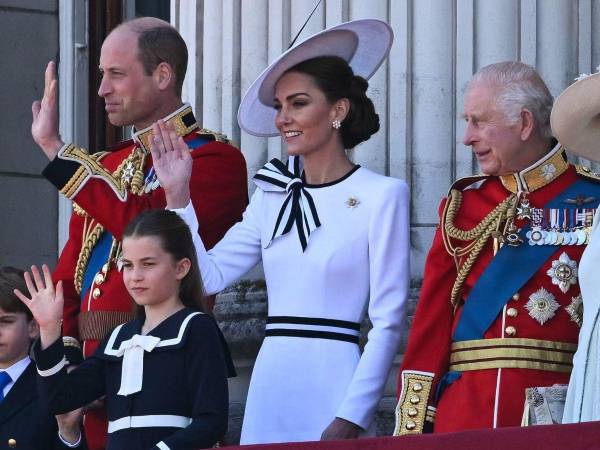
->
[102,308,204,360]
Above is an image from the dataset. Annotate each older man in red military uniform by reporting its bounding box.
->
[31,17,247,449]
[394,62,600,435]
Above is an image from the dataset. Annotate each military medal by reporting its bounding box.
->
[527,227,545,246]
[517,197,533,220]
[527,206,544,245]
[576,229,587,245]
[526,288,560,325]
[546,252,578,293]
[565,294,584,327]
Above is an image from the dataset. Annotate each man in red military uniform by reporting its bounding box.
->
[394,62,600,435]
[31,17,247,449]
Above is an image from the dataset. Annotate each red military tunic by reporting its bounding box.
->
[43,104,248,449]
[394,145,598,435]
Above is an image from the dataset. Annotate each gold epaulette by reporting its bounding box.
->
[446,174,490,196]
[73,202,87,217]
[195,128,231,144]
[575,164,600,183]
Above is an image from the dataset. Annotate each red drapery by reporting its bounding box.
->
[222,421,600,449]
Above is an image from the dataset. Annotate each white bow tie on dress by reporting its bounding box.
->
[115,334,161,396]
[253,156,321,252]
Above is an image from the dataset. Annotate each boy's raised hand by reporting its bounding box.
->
[14,264,63,348]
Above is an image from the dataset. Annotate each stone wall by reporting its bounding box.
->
[0,1,59,269]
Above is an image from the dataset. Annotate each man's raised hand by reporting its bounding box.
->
[31,61,65,160]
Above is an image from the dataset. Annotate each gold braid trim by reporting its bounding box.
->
[60,144,147,201]
[74,221,105,295]
[393,371,435,435]
[72,202,87,217]
[442,189,518,310]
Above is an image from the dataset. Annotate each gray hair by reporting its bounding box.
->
[469,61,553,138]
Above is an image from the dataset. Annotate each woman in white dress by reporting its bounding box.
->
[149,19,409,444]
[551,71,600,423]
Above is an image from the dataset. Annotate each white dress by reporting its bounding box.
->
[563,209,600,422]
[175,164,409,444]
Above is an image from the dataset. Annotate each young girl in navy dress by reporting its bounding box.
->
[14,210,231,450]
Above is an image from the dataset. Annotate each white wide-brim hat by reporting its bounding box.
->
[551,72,600,162]
[237,19,394,137]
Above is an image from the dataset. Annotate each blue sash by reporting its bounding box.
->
[435,178,600,401]
[80,231,113,300]
[453,179,600,341]
[186,136,211,149]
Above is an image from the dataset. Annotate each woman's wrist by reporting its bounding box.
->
[165,186,191,209]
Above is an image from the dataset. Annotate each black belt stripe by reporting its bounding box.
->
[265,329,359,344]
[266,316,361,331]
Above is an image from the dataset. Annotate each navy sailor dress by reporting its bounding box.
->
[34,308,232,450]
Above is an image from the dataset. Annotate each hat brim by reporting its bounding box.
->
[238,19,394,137]
[551,72,600,162]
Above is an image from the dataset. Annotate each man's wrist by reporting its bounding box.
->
[40,138,64,160]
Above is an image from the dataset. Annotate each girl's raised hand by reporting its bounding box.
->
[14,265,63,345]
[149,119,193,208]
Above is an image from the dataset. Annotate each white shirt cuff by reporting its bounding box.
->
[58,430,82,448]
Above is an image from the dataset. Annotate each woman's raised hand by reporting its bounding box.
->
[149,119,193,209]
[13,264,63,348]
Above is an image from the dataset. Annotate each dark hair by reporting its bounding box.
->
[285,55,380,149]
[0,266,32,320]
[122,209,206,316]
[135,26,188,97]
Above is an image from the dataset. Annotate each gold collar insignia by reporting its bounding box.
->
[133,104,198,153]
[499,144,569,193]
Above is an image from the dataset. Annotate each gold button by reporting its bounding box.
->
[407,407,418,417]
[405,420,416,430]
[412,382,423,392]
[94,273,105,285]
[102,263,110,274]
[507,307,518,317]
[8,439,16,448]
[410,395,420,404]
[512,293,520,301]
[92,287,101,299]
[505,326,516,336]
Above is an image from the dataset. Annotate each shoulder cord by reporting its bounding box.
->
[441,189,517,311]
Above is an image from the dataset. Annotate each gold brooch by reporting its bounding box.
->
[345,197,360,208]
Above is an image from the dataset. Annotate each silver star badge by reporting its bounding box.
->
[546,252,578,293]
[565,294,584,328]
[122,161,136,186]
[526,288,560,325]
